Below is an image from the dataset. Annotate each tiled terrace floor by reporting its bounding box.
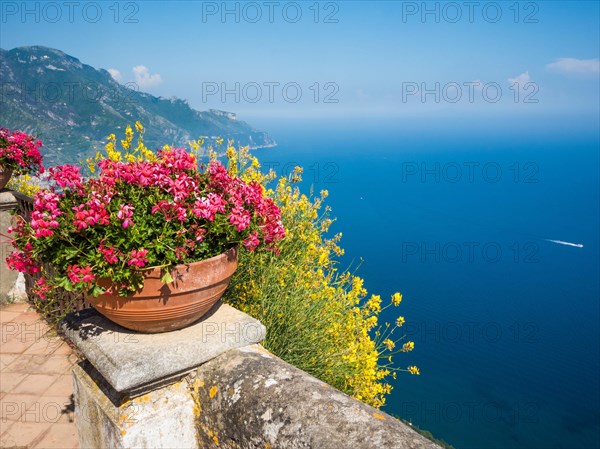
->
[0,303,79,449]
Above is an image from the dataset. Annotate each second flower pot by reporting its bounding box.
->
[0,165,13,190]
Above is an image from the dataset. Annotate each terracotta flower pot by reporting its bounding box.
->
[86,246,238,333]
[0,165,13,190]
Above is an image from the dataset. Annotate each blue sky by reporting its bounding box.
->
[1,1,599,121]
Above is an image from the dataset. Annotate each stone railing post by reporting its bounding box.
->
[0,190,28,304]
[62,303,266,449]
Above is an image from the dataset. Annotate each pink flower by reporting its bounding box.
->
[228,206,251,231]
[0,128,44,175]
[192,193,226,222]
[33,277,49,299]
[128,249,148,268]
[48,165,83,189]
[72,205,90,230]
[66,265,95,285]
[5,251,39,275]
[29,191,62,237]
[175,247,188,260]
[117,204,135,228]
[98,242,119,264]
[158,147,197,171]
[79,266,95,283]
[243,231,260,252]
[207,161,232,189]
[193,227,206,242]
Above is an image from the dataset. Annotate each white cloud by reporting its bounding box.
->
[132,65,163,89]
[107,68,122,83]
[546,58,600,74]
[507,71,532,86]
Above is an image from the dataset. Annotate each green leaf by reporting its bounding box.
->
[161,270,173,284]
[89,285,105,298]
[64,247,79,260]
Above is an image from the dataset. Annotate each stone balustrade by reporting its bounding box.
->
[62,303,442,449]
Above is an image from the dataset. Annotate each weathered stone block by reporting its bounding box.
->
[0,191,25,304]
[72,361,199,449]
[62,302,266,395]
[192,344,442,449]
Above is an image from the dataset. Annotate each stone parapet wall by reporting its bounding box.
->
[64,306,442,449]
[191,344,440,449]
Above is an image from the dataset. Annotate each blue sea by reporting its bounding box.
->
[251,115,600,449]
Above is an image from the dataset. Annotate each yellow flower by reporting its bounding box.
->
[395,316,405,327]
[383,339,395,351]
[208,147,217,160]
[408,366,420,375]
[391,292,402,306]
[402,341,415,352]
[366,295,381,313]
[291,166,303,183]
[7,174,41,196]
[86,157,96,174]
[216,137,224,145]
[121,125,134,150]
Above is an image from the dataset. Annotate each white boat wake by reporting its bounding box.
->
[545,239,584,248]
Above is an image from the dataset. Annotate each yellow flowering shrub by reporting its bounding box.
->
[6,173,42,197]
[87,122,156,172]
[221,144,419,408]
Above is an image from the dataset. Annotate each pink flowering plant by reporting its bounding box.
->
[6,146,285,297]
[0,128,44,175]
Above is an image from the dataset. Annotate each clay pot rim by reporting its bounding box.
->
[91,245,239,292]
[133,245,238,274]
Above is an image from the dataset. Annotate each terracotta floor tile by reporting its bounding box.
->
[39,355,77,375]
[24,395,74,425]
[1,393,40,421]
[2,354,50,374]
[22,336,64,356]
[12,311,43,327]
[0,335,36,354]
[0,419,51,448]
[50,341,75,356]
[11,321,53,342]
[0,354,17,371]
[0,371,24,393]
[0,311,22,325]
[1,321,23,345]
[32,422,79,448]
[44,374,73,397]
[0,304,31,313]
[11,374,57,396]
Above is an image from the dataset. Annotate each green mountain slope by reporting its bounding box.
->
[0,46,276,166]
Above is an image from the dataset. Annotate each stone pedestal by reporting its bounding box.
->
[0,191,27,304]
[62,303,266,449]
